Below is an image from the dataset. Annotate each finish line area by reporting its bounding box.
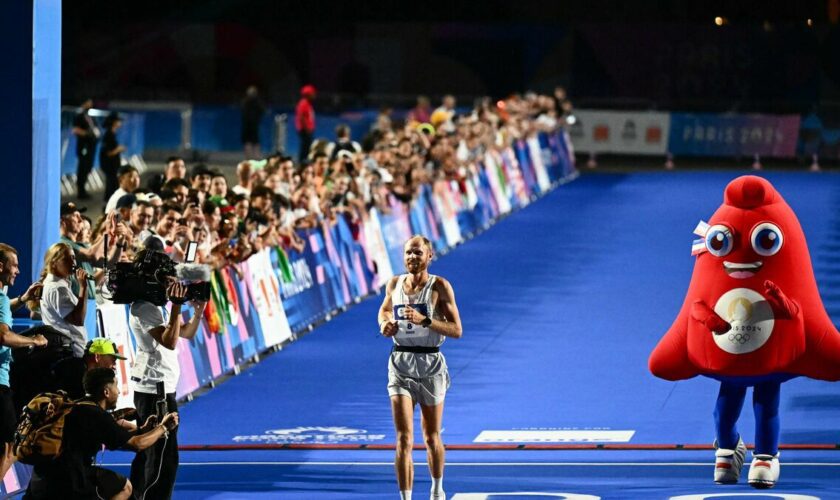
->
[102,172,840,499]
[103,449,840,499]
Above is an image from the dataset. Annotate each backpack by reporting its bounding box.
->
[13,391,96,466]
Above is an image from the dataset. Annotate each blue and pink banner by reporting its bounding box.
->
[668,113,801,158]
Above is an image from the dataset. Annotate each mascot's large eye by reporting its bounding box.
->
[705,225,733,257]
[751,222,783,256]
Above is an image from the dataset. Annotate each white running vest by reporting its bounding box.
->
[392,274,444,348]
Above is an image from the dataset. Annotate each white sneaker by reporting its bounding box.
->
[430,492,446,500]
[748,452,780,489]
[713,438,747,484]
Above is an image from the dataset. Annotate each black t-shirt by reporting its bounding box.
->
[99,130,120,172]
[72,112,98,153]
[241,97,265,143]
[29,402,131,498]
[329,139,359,161]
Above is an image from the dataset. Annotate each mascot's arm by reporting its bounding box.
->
[763,280,799,319]
[792,316,840,381]
[691,299,731,334]
[649,314,695,381]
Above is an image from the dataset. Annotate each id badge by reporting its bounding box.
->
[130,350,151,382]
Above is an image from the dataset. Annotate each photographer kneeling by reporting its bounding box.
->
[25,367,178,500]
[124,240,207,500]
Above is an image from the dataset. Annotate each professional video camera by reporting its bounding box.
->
[106,244,211,306]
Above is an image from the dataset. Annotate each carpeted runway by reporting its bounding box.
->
[105,171,840,498]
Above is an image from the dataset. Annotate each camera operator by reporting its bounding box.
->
[128,274,206,499]
[25,367,179,500]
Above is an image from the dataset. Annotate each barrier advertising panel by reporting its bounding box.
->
[568,110,670,155]
[668,113,801,157]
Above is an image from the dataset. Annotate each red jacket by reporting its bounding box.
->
[295,98,315,133]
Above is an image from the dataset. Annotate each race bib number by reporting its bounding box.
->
[393,303,430,338]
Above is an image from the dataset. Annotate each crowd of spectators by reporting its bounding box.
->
[0,87,573,495]
[59,89,574,293]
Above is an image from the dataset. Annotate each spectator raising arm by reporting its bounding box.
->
[74,212,118,265]
[176,296,207,341]
[8,281,43,312]
[65,268,89,327]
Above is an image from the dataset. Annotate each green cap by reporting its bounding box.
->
[209,195,230,208]
[86,338,127,360]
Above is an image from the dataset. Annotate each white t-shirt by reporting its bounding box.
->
[275,182,292,200]
[129,301,180,395]
[231,184,251,197]
[104,187,129,213]
[40,274,88,357]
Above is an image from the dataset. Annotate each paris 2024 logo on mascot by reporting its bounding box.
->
[649,175,840,489]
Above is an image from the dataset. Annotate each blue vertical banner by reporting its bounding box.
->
[409,194,434,243]
[328,219,362,299]
[305,229,343,312]
[334,215,374,298]
[552,130,574,178]
[1,0,61,297]
[514,139,538,195]
[419,186,448,253]
[279,242,327,331]
[379,198,414,273]
[474,166,498,226]
[31,0,62,285]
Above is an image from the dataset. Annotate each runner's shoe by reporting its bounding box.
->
[713,437,747,484]
[748,452,780,489]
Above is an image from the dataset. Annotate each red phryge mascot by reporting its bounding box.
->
[649,175,840,488]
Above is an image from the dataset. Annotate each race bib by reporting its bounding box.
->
[393,303,430,339]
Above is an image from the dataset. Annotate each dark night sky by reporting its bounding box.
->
[62,0,838,112]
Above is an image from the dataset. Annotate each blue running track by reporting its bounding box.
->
[104,172,840,498]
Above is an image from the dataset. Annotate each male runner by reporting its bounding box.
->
[378,235,463,500]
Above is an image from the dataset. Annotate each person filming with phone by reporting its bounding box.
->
[39,242,90,358]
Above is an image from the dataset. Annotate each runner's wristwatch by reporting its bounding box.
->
[421,317,432,328]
